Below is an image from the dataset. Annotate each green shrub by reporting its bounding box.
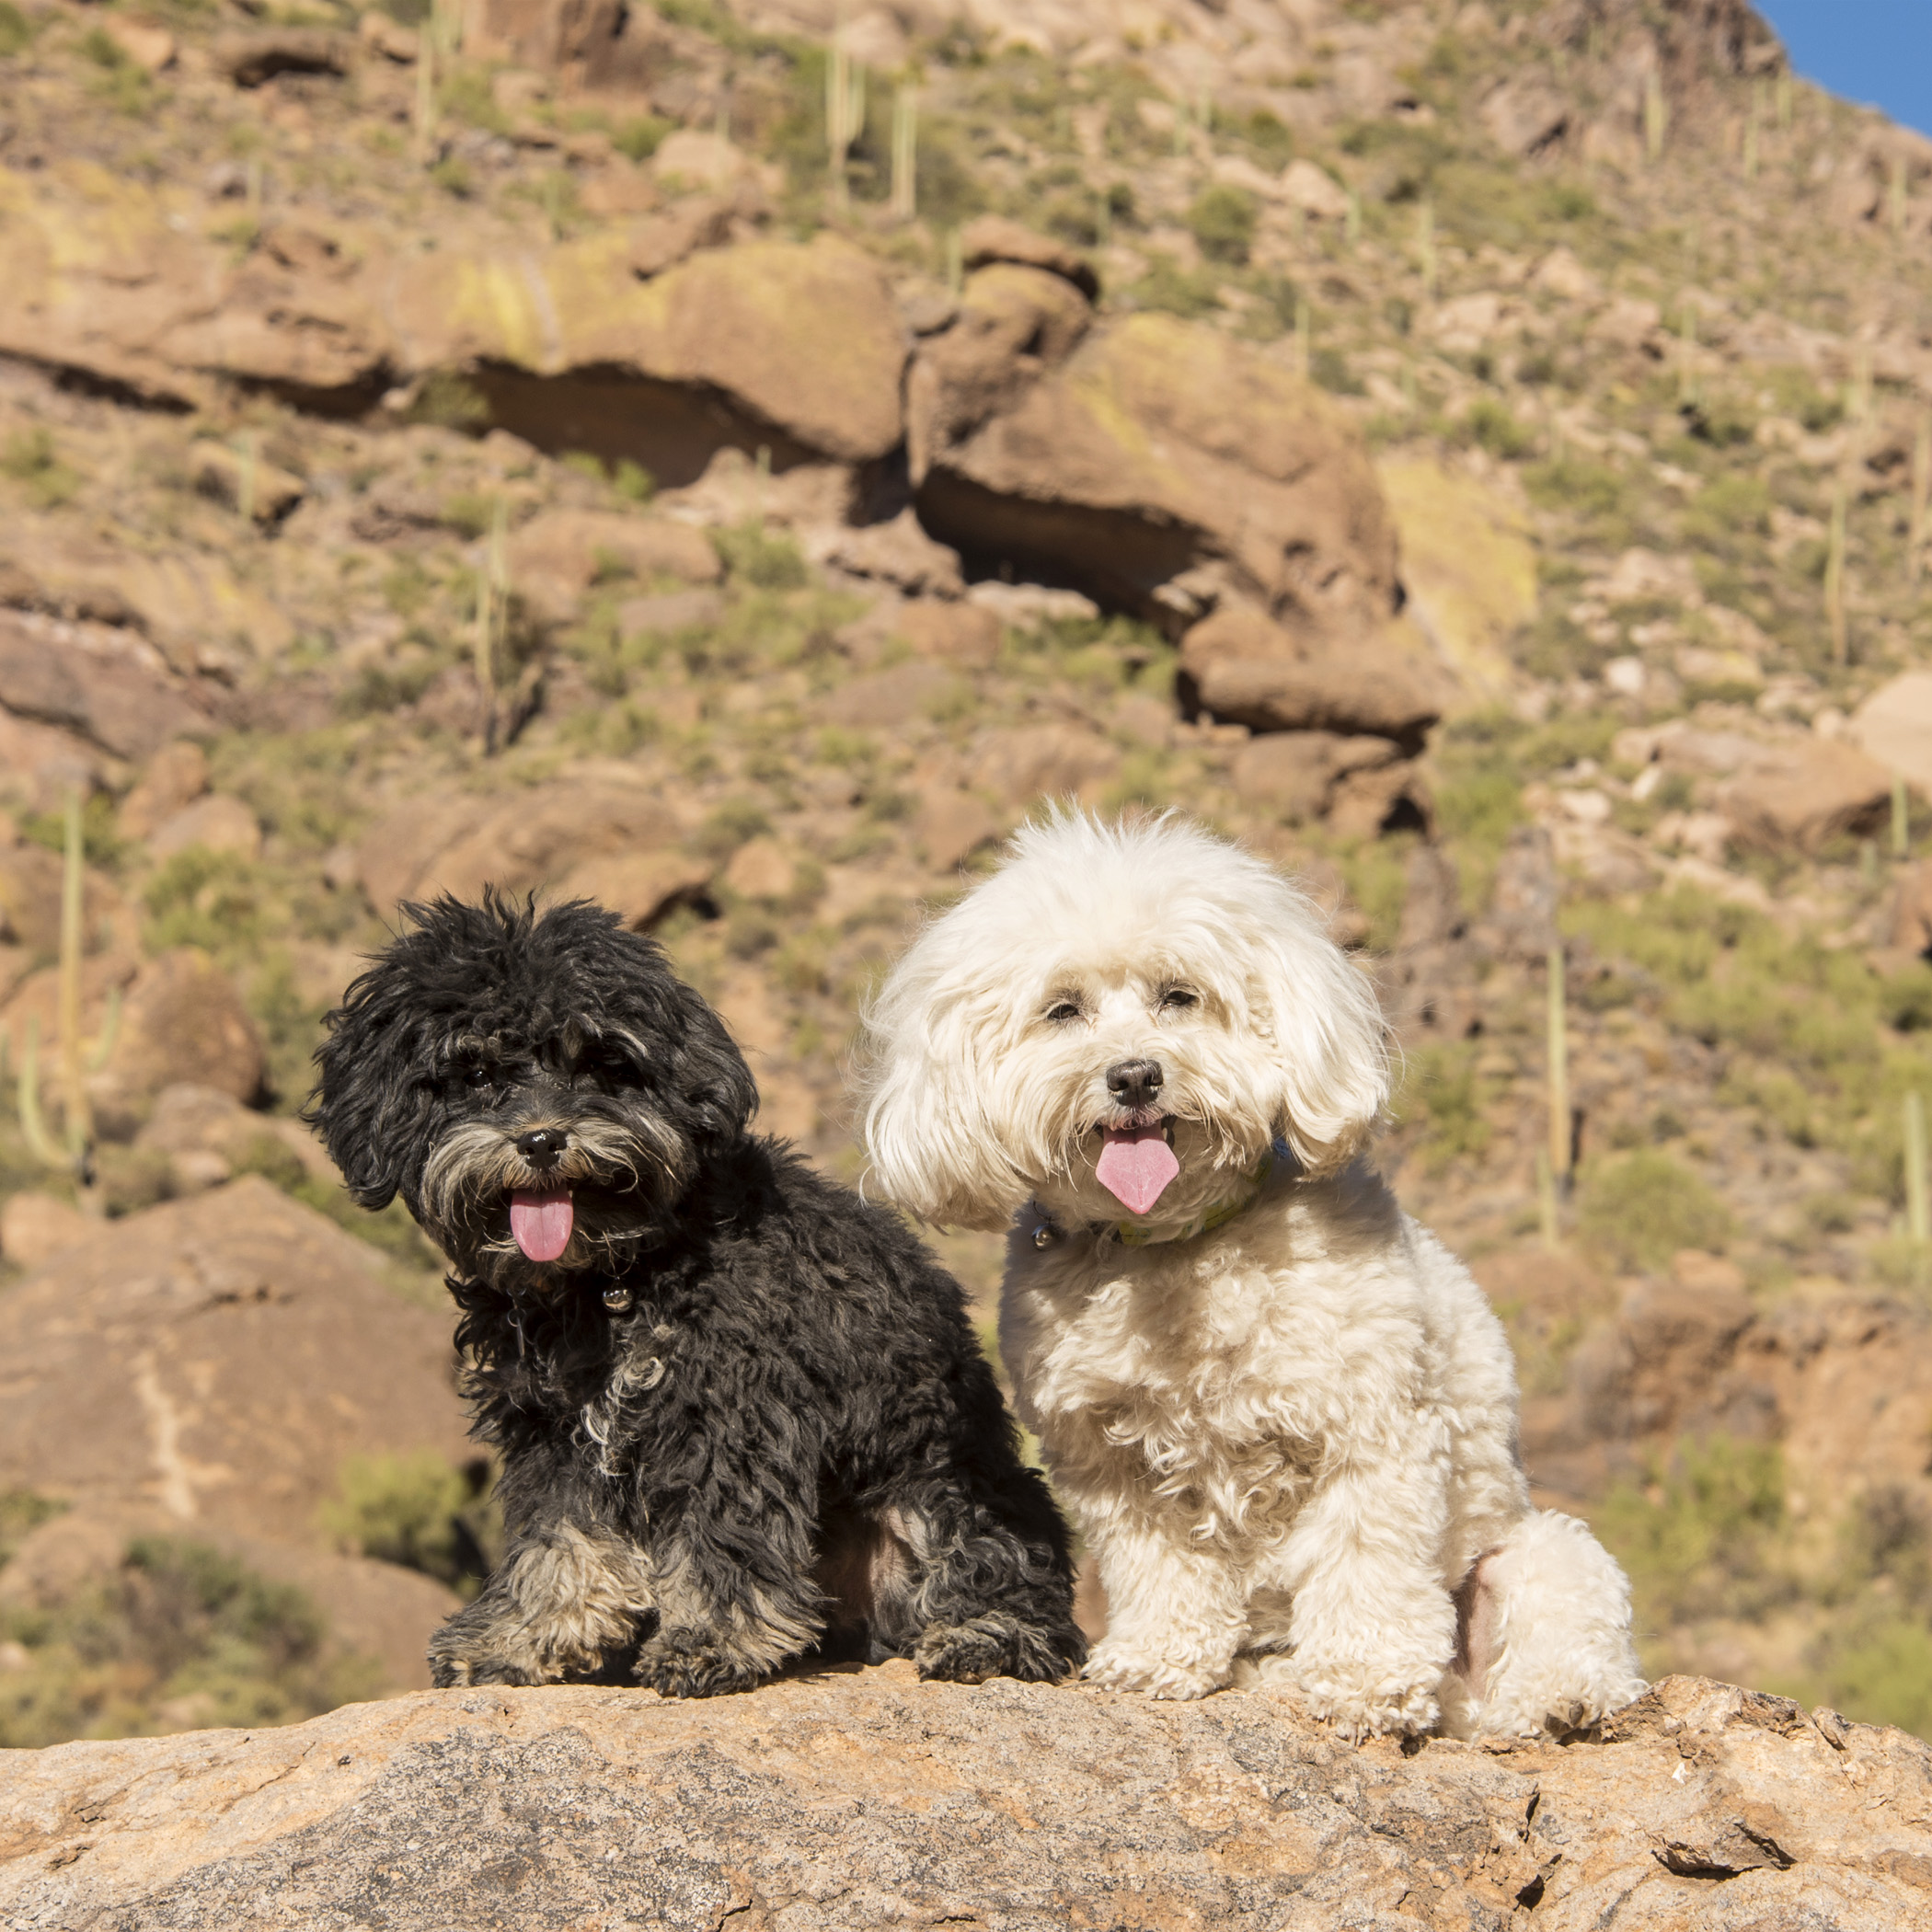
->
[0,1489,65,1568]
[696,797,772,858]
[1595,1436,1790,1629]
[711,520,807,590]
[405,371,490,433]
[1403,1043,1492,1169]
[318,1452,495,1593]
[1683,473,1773,548]
[0,1537,380,1745]
[1187,184,1258,265]
[1462,397,1533,459]
[0,2,31,57]
[144,847,265,958]
[1523,454,1630,532]
[1127,256,1223,318]
[1,428,82,509]
[1802,1617,1932,1740]
[1577,1148,1733,1271]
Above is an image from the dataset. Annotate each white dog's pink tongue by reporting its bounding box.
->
[510,1188,573,1262]
[1096,1126,1179,1215]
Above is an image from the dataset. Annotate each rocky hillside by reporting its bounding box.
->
[4,0,1932,1747]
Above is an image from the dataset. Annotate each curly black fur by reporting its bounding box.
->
[307,894,1085,1696]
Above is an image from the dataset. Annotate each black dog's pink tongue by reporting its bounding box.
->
[1096,1126,1179,1215]
[510,1188,573,1262]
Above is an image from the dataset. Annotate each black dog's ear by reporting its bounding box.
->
[669,977,758,1153]
[305,956,443,1210]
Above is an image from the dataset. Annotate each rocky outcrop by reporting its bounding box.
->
[2,1669,1927,1927]
[443,235,910,486]
[1852,670,1932,798]
[914,308,1399,640]
[353,776,697,918]
[0,1178,469,1549]
[0,167,903,487]
[1180,604,1447,748]
[1720,740,1893,855]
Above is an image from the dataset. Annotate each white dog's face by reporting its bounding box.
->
[861,811,1390,1233]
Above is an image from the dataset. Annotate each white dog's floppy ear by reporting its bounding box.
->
[858,942,1031,1234]
[1239,872,1392,1174]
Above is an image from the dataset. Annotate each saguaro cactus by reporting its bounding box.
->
[891,84,917,221]
[1825,477,1848,666]
[17,790,119,1194]
[825,24,866,211]
[474,498,509,754]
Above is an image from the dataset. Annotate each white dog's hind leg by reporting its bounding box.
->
[1444,1511,1647,1739]
[1080,1518,1247,1700]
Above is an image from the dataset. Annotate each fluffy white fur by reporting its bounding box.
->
[859,810,1645,1739]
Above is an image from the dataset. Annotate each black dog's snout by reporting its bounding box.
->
[1106,1058,1164,1110]
[515,1127,569,1170]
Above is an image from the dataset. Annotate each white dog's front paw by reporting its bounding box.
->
[1082,1637,1229,1700]
[1276,1652,1443,1740]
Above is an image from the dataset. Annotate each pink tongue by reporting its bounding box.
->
[509,1188,574,1262]
[1096,1126,1180,1215]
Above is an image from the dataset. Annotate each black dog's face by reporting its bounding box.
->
[308,894,756,1288]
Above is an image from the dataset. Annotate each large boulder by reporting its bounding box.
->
[0,1178,469,1546]
[1180,604,1448,750]
[1721,740,1893,854]
[505,509,720,626]
[94,948,267,1121]
[1851,670,1932,799]
[1376,457,1538,701]
[404,234,909,485]
[1,1671,1926,1926]
[0,610,210,761]
[913,310,1399,640]
[353,780,694,918]
[0,168,903,482]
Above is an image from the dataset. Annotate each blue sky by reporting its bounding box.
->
[1754,3,1932,137]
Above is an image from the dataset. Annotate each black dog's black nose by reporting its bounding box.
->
[1106,1058,1164,1110]
[516,1128,569,1170]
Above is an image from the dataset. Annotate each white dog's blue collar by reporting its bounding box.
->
[1029,1144,1284,1250]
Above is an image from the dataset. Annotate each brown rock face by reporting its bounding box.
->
[98,948,267,1119]
[1,1670,1926,1927]
[118,742,211,842]
[1722,740,1892,854]
[354,780,690,918]
[914,312,1398,639]
[0,611,209,762]
[458,236,909,486]
[0,1179,468,1547]
[959,215,1101,299]
[505,509,720,626]
[1182,604,1446,749]
[1893,858,1932,956]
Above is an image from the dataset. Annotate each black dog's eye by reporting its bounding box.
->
[1159,988,1199,1013]
[465,1066,496,1090]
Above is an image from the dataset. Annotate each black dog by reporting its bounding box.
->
[307,893,1085,1696]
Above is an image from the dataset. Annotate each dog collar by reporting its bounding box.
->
[1029,1144,1282,1251]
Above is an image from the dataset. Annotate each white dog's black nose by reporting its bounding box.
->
[1106,1059,1164,1110]
[516,1127,569,1170]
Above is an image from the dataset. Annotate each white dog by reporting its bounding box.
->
[858,811,1644,1739]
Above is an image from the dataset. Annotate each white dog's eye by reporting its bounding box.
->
[1158,988,1199,1012]
[1044,998,1083,1024]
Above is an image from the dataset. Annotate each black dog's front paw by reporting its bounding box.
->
[914,1613,1087,1685]
[634,1629,765,1698]
[430,1650,548,1689]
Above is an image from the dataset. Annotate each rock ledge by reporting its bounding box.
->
[2,1669,1926,1928]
